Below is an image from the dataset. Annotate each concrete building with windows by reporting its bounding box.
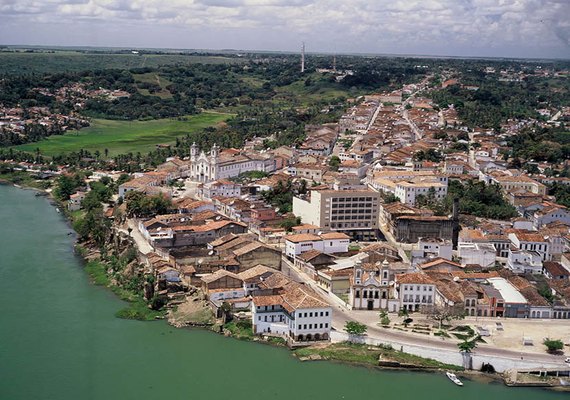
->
[251,273,332,342]
[394,272,436,312]
[292,188,382,241]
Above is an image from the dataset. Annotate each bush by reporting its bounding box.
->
[543,338,564,353]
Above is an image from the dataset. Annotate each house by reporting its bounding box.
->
[394,273,436,312]
[508,231,550,261]
[284,232,350,259]
[201,270,246,305]
[251,273,332,342]
[411,238,452,266]
[232,242,282,271]
[68,191,86,211]
[458,242,497,268]
[293,250,336,279]
[507,249,543,274]
[315,268,353,297]
[532,205,570,229]
[199,179,242,200]
[543,261,570,280]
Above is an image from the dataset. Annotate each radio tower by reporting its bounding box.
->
[301,42,305,73]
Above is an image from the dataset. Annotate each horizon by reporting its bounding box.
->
[3,43,570,63]
[1,1,569,60]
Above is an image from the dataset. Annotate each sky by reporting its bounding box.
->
[1,0,569,59]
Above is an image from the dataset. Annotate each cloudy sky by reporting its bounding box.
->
[1,0,569,59]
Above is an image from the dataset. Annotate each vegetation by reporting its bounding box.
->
[15,113,231,157]
[416,179,517,220]
[294,342,462,370]
[422,304,465,329]
[223,320,255,340]
[506,125,570,163]
[458,336,479,353]
[543,338,564,354]
[379,311,391,326]
[344,321,367,336]
[124,191,173,218]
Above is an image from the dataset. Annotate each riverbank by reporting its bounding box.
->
[1,176,566,393]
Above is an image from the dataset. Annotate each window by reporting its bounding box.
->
[320,312,324,317]
[325,323,329,328]
[303,324,307,329]
[355,290,360,298]
[304,313,308,317]
[320,323,323,328]
[325,311,329,316]
[309,312,313,317]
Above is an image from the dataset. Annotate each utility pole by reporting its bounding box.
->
[301,42,305,73]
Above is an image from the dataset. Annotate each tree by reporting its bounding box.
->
[329,155,341,171]
[422,304,465,329]
[379,311,390,326]
[458,336,479,353]
[344,321,367,336]
[543,338,564,354]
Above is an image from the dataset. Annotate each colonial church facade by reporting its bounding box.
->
[189,143,275,183]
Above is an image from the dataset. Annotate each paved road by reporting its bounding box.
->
[118,219,154,255]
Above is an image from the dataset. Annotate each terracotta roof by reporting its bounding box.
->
[285,233,322,243]
[201,270,242,284]
[320,232,350,240]
[237,265,276,282]
[396,272,436,285]
[543,262,570,277]
[420,258,462,270]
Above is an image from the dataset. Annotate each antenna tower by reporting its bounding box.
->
[301,42,305,73]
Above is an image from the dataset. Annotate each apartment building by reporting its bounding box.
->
[293,189,382,241]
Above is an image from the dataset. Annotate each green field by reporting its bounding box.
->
[0,50,245,75]
[14,112,232,157]
[274,73,363,105]
[133,72,174,99]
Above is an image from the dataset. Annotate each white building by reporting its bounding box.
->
[189,143,275,183]
[199,179,241,200]
[411,238,453,266]
[508,232,550,261]
[284,232,350,259]
[394,273,436,312]
[533,206,570,229]
[252,280,332,342]
[507,249,543,274]
[394,180,447,207]
[458,242,497,268]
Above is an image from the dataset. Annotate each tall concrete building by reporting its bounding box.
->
[293,189,382,241]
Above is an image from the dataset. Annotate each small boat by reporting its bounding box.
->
[446,372,463,386]
[55,208,60,213]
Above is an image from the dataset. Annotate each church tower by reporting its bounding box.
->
[209,144,219,181]
[190,142,198,162]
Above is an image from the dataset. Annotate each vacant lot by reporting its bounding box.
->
[15,112,232,157]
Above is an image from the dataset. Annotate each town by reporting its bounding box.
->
[2,57,570,381]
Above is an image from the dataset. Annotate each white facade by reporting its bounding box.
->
[252,303,332,341]
[508,233,550,261]
[394,181,447,207]
[507,249,543,274]
[284,234,350,259]
[397,281,435,312]
[200,180,241,200]
[458,243,497,268]
[209,288,246,303]
[533,208,570,229]
[412,239,453,261]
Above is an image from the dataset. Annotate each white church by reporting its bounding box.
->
[189,143,276,183]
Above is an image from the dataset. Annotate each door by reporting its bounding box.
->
[367,300,374,310]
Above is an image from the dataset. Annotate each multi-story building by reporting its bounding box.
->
[251,274,332,342]
[293,189,382,241]
[394,273,436,312]
[508,231,551,261]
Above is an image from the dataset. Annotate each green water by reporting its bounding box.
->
[0,185,562,400]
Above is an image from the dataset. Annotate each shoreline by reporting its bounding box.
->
[2,178,568,392]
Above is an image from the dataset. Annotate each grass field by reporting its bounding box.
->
[14,112,232,157]
[0,50,245,75]
[274,73,364,105]
[133,72,174,99]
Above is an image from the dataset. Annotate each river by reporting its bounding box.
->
[0,185,563,400]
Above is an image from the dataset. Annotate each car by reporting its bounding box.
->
[565,357,570,364]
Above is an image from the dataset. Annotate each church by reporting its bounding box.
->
[189,143,276,183]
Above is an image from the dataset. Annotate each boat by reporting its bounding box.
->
[446,372,463,386]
